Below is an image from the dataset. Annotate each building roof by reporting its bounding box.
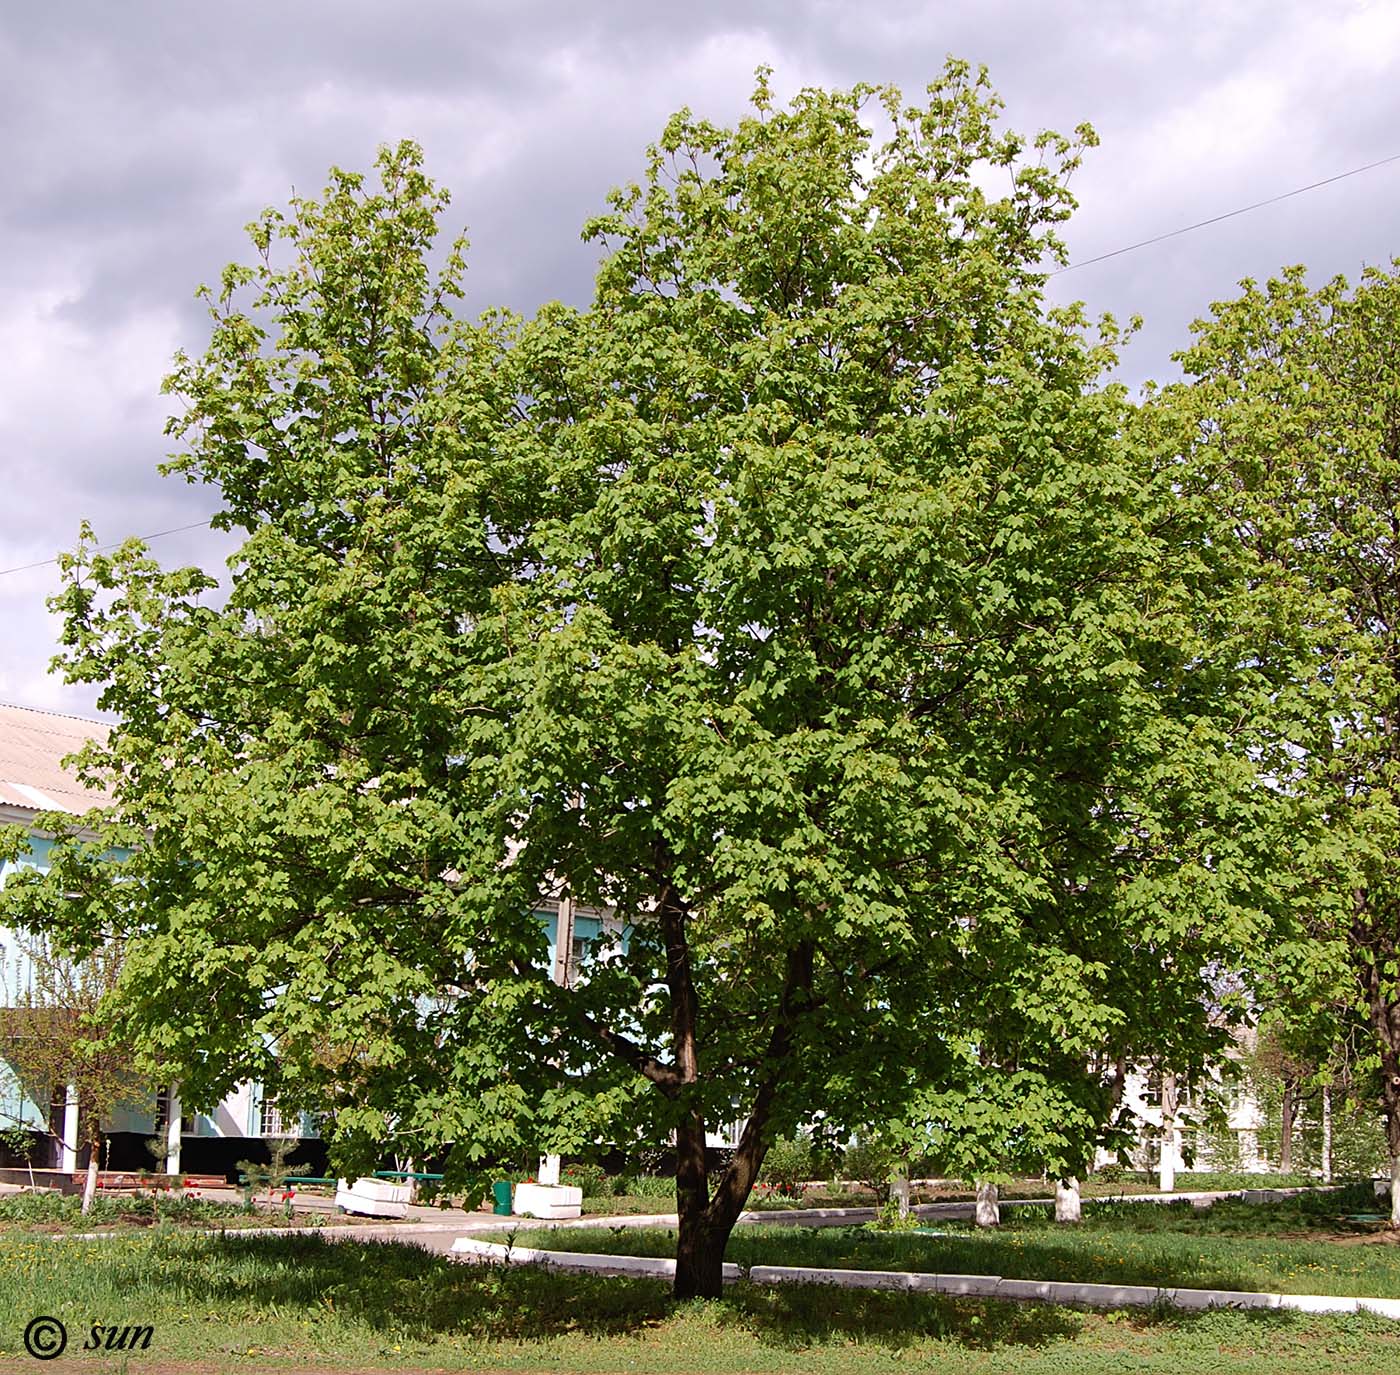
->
[0,703,115,817]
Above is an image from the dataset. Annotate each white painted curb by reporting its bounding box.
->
[449,1236,1400,1320]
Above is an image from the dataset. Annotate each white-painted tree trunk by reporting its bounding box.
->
[1054,1176,1082,1223]
[975,1180,1000,1227]
[81,1148,99,1215]
[539,1154,561,1186]
[1390,1154,1400,1229]
[1158,1073,1178,1193]
[1321,1085,1333,1185]
[891,1168,910,1219]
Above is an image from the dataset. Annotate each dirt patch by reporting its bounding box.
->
[1320,1227,1400,1246]
[1257,1224,1400,1245]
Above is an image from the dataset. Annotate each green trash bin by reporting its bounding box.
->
[492,1180,513,1216]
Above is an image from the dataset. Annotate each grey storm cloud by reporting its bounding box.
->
[2,0,1399,711]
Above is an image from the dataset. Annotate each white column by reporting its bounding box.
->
[59,1084,79,1173]
[164,1084,182,1175]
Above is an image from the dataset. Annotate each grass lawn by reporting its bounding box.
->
[509,1187,1400,1300]
[0,1230,1396,1373]
[0,1190,381,1233]
[579,1173,1349,1216]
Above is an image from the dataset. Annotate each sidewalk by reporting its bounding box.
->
[191,1180,1340,1238]
[40,1182,1346,1261]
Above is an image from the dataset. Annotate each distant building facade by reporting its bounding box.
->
[0,702,329,1177]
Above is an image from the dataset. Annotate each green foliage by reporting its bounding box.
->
[868,1199,924,1232]
[236,1137,304,1196]
[612,1172,675,1199]
[760,1135,813,1198]
[1148,261,1400,1172]
[0,64,1294,1283]
[0,1126,36,1161]
[0,1190,255,1230]
[841,1137,902,1204]
[0,933,150,1171]
[560,1162,610,1198]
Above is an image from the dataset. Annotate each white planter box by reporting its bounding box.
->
[335,1177,411,1218]
[512,1182,582,1219]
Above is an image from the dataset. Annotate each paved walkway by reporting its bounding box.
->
[46,1181,1347,1260]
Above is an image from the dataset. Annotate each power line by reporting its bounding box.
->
[0,519,215,579]
[1,151,1396,575]
[1053,150,1400,275]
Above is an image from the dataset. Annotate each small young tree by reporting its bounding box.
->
[0,931,147,1212]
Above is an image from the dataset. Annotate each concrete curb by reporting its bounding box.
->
[449,1235,1400,1320]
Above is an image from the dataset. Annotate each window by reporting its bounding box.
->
[259,1099,288,1137]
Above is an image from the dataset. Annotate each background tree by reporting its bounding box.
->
[1245,940,1386,1181]
[2,66,1288,1295]
[1148,261,1400,1224]
[0,928,146,1212]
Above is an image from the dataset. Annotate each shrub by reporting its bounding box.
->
[868,1197,922,1231]
[561,1163,610,1197]
[615,1173,675,1199]
[842,1138,900,1204]
[761,1135,812,1198]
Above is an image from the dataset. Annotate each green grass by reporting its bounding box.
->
[582,1190,870,1214]
[511,1188,1400,1301]
[0,1230,1396,1372]
[0,1189,279,1231]
[587,1176,1355,1217]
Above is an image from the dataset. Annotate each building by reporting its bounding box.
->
[0,701,330,1178]
[0,701,737,1183]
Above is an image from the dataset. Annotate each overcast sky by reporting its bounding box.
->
[2,0,1398,717]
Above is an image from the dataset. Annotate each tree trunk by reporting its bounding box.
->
[1158,1073,1178,1193]
[1321,1084,1332,1185]
[81,1142,99,1215]
[975,1180,999,1227]
[673,1109,724,1299]
[675,1207,730,1299]
[1370,1004,1400,1226]
[891,1166,911,1219]
[1055,1176,1081,1224]
[655,868,811,1297]
[1279,1077,1296,1174]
